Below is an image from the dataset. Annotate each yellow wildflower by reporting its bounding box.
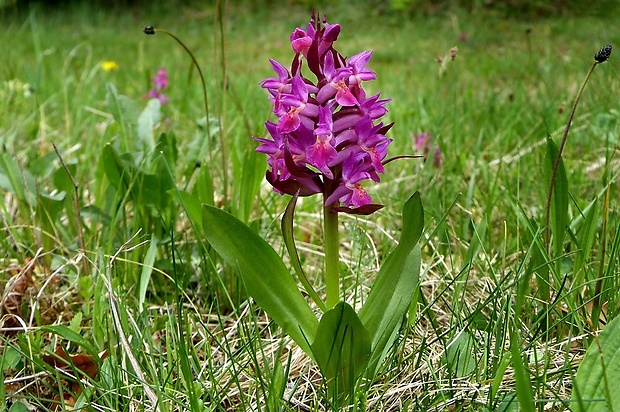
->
[101,61,119,72]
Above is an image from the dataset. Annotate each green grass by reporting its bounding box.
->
[2,2,620,411]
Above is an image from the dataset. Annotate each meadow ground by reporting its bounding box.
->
[1,2,620,411]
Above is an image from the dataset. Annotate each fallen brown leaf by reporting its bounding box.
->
[42,346,108,380]
[42,346,109,410]
[1,257,35,330]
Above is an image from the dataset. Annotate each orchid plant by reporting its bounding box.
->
[202,13,424,404]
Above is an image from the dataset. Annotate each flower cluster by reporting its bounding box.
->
[4,79,33,98]
[145,68,169,105]
[414,132,442,169]
[255,13,392,214]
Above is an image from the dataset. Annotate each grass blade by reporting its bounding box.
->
[510,328,535,412]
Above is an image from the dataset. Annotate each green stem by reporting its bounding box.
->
[544,61,598,250]
[324,201,340,309]
[215,0,229,202]
[152,28,211,142]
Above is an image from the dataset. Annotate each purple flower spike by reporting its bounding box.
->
[414,132,442,169]
[153,68,169,89]
[254,14,393,214]
[145,67,170,104]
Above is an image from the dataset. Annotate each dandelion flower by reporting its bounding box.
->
[101,61,119,72]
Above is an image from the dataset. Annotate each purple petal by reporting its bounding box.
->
[290,28,312,55]
[348,51,373,70]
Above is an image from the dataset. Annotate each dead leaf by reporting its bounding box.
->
[51,394,77,411]
[43,346,109,409]
[1,257,35,330]
[42,346,106,380]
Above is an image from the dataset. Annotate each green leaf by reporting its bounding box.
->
[311,302,371,398]
[175,190,203,232]
[497,392,520,412]
[153,133,178,175]
[37,191,66,222]
[106,83,139,141]
[101,144,130,194]
[52,160,77,195]
[491,353,512,403]
[1,345,22,371]
[359,191,424,374]
[9,402,30,412]
[231,146,265,224]
[39,325,100,361]
[38,191,66,252]
[0,151,36,205]
[139,235,159,312]
[138,172,170,211]
[545,138,569,260]
[137,98,161,153]
[510,329,535,412]
[464,217,487,264]
[69,312,83,334]
[202,205,318,355]
[572,315,620,411]
[445,332,476,377]
[267,355,286,411]
[572,196,598,276]
[30,150,58,179]
[196,165,214,207]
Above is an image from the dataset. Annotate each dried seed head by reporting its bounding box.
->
[449,46,458,61]
[143,25,156,35]
[595,44,612,63]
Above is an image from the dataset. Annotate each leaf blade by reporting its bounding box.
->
[202,205,318,355]
[359,191,424,373]
[572,315,620,411]
[311,302,371,399]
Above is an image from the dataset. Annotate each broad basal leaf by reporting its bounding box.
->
[311,302,370,398]
[359,191,424,374]
[202,205,318,355]
[510,328,535,412]
[572,315,620,411]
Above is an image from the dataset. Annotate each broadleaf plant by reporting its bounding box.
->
[572,315,620,411]
[201,13,424,403]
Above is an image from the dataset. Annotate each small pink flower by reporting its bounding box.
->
[144,67,170,105]
[152,68,169,89]
[414,132,442,168]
